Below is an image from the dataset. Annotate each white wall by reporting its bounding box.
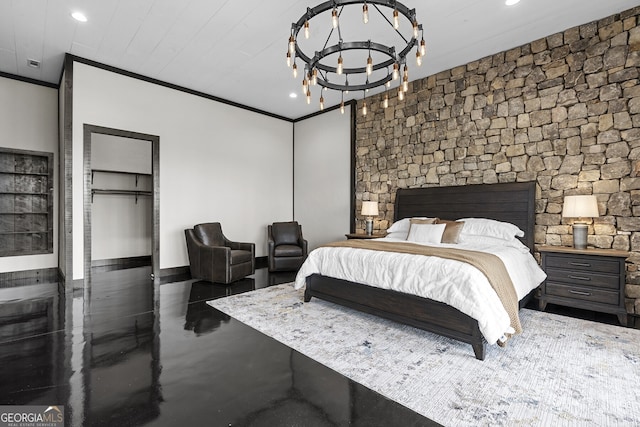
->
[0,76,58,273]
[90,135,152,260]
[294,107,352,250]
[72,62,293,279]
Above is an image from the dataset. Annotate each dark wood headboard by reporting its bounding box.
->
[394,182,536,251]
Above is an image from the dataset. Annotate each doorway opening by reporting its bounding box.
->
[83,125,160,286]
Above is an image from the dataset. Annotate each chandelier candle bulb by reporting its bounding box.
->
[306,89,311,104]
[393,63,399,80]
[420,38,426,56]
[393,9,399,29]
[363,3,369,23]
[383,93,389,108]
[337,55,343,74]
[362,100,367,115]
[286,51,292,67]
[288,35,295,54]
[398,88,404,101]
[366,55,373,75]
[304,20,310,39]
[416,50,422,66]
[332,8,339,28]
[292,63,298,78]
[340,100,345,114]
[320,95,324,110]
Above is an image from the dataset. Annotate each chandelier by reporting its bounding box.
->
[286,0,425,115]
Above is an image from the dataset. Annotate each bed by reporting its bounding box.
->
[297,181,540,360]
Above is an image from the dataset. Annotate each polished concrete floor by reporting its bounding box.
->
[0,267,439,427]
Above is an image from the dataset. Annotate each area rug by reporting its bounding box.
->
[208,283,640,426]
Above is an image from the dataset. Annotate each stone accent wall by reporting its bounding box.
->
[355,7,640,315]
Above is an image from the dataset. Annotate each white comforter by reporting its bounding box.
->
[294,237,547,345]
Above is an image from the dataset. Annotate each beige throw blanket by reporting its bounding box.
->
[322,240,522,336]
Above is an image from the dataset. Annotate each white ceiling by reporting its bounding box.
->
[1,0,638,120]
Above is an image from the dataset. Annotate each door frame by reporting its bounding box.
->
[83,124,160,286]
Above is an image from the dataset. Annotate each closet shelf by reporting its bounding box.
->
[91,169,152,186]
[91,189,152,203]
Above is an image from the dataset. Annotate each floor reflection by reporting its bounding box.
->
[83,267,160,426]
[0,268,436,427]
[0,282,63,406]
[184,281,234,336]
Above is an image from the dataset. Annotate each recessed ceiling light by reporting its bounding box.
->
[505,0,521,5]
[289,93,298,99]
[71,11,88,22]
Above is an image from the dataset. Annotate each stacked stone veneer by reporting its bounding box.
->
[355,7,640,315]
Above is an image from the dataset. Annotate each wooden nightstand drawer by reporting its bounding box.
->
[545,255,619,274]
[545,282,619,306]
[545,268,619,290]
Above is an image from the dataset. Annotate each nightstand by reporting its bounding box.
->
[345,233,386,239]
[538,246,629,326]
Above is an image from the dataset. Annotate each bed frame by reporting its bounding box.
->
[304,181,537,360]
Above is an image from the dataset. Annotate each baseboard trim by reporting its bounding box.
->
[256,256,267,270]
[159,266,191,284]
[0,268,61,288]
[91,255,152,269]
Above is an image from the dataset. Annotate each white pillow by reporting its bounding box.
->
[457,217,524,241]
[387,217,435,233]
[406,223,446,244]
[460,235,530,253]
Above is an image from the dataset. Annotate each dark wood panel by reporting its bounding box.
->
[395,182,536,251]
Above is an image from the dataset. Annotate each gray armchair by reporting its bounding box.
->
[268,221,308,272]
[185,222,255,284]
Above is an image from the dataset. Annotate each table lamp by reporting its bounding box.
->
[361,201,379,236]
[562,195,599,250]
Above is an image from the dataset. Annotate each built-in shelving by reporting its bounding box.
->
[0,148,54,257]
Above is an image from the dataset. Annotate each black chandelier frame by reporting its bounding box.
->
[289,0,422,92]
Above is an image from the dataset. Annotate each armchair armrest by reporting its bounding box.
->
[227,239,255,253]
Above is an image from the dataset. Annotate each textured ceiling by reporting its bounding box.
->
[1,0,638,119]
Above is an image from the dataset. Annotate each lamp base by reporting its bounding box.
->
[572,223,588,250]
[365,219,373,236]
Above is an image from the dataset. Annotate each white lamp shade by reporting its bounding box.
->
[361,201,379,216]
[562,195,599,218]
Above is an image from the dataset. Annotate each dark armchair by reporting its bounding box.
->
[268,221,308,272]
[185,222,255,284]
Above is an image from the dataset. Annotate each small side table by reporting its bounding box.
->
[345,233,386,239]
[538,245,629,326]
